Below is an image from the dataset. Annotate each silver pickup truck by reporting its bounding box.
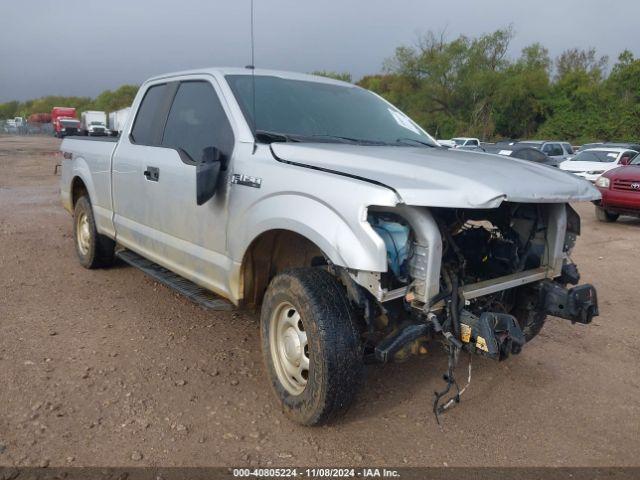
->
[60,68,600,425]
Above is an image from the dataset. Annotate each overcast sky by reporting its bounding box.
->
[1,0,639,102]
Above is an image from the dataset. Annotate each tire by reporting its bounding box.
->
[511,287,546,342]
[595,206,619,222]
[260,268,364,426]
[73,196,115,268]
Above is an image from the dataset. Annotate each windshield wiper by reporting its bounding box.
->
[254,130,301,144]
[308,134,389,146]
[254,130,390,146]
[395,137,437,148]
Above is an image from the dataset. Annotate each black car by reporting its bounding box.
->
[484,144,561,167]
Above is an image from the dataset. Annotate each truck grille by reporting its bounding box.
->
[612,179,640,192]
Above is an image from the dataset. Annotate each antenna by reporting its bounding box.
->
[250,0,255,69]
[248,0,257,137]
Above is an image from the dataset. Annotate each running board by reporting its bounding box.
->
[116,249,234,311]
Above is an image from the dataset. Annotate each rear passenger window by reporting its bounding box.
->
[131,84,167,145]
[162,81,234,163]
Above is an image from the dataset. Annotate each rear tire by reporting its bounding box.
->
[260,268,363,426]
[595,206,619,222]
[73,196,115,269]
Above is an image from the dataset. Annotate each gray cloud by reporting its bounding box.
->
[1,0,639,102]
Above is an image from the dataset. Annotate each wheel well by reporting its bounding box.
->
[241,230,327,308]
[71,177,88,207]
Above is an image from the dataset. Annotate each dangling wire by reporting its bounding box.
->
[433,350,472,425]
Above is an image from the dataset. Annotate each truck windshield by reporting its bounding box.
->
[225,74,437,147]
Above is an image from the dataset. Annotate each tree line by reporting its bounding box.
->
[0,85,139,121]
[2,28,639,143]
[357,28,640,143]
[326,28,639,143]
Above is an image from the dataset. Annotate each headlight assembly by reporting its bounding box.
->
[595,176,610,188]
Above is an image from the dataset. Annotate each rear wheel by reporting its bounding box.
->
[595,206,619,222]
[73,196,115,268]
[260,268,363,425]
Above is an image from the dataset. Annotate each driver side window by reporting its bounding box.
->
[162,81,234,164]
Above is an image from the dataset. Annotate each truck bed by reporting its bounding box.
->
[64,135,118,142]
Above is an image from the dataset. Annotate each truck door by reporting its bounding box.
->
[112,78,236,297]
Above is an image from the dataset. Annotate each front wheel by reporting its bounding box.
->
[260,268,363,425]
[595,206,619,222]
[511,287,547,342]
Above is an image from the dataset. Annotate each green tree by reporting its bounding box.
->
[492,44,551,138]
[89,85,138,114]
[379,27,514,139]
[311,71,352,83]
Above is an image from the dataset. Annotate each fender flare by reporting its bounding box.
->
[68,157,114,236]
[69,157,97,206]
[229,193,388,272]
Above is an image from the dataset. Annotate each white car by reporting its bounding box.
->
[451,137,481,149]
[437,139,455,147]
[559,148,638,182]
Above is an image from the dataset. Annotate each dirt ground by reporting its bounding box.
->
[0,135,638,468]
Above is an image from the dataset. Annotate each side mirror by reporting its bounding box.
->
[195,146,223,205]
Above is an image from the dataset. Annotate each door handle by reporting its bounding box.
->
[144,166,160,182]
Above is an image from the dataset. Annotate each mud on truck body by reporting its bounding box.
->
[59,68,600,425]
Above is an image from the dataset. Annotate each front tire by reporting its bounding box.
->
[511,287,546,342]
[260,268,363,425]
[595,206,619,222]
[73,196,115,268]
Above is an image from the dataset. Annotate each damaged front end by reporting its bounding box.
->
[341,201,598,422]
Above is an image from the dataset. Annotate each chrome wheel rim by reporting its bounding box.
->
[76,212,91,256]
[269,302,309,395]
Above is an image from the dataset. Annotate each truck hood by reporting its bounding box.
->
[604,165,640,181]
[271,143,601,208]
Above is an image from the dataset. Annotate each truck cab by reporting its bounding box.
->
[52,107,80,138]
[80,110,108,136]
[59,68,600,426]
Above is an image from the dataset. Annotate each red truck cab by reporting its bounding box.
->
[594,154,640,222]
[51,107,80,138]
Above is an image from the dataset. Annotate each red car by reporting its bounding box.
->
[594,154,640,222]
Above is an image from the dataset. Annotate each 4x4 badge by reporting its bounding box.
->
[231,173,262,188]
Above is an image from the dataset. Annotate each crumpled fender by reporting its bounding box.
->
[228,192,389,272]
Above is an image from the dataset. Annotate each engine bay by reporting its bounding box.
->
[361,202,597,421]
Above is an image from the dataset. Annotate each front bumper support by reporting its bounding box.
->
[541,280,599,324]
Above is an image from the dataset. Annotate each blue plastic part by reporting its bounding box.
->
[371,219,410,279]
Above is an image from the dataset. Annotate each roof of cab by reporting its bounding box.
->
[144,67,355,88]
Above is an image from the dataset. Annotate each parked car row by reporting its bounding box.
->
[438,136,640,223]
